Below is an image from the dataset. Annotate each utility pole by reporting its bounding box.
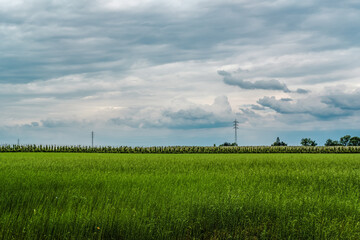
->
[233,119,239,145]
[91,131,94,147]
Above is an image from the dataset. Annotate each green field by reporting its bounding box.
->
[1,153,360,239]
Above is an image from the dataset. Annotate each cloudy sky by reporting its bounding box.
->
[1,0,360,146]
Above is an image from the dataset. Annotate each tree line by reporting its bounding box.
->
[324,135,360,146]
[270,135,360,147]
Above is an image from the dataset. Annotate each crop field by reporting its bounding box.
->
[1,153,360,239]
[1,144,360,153]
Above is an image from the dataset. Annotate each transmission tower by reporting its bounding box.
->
[233,119,239,145]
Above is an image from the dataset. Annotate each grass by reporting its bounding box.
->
[1,153,360,239]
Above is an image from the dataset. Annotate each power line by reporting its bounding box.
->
[233,119,239,145]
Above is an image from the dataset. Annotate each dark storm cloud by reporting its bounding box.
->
[227,78,290,92]
[0,1,265,83]
[249,104,266,111]
[218,70,306,93]
[257,96,351,119]
[295,88,310,94]
[218,70,290,92]
[248,1,360,51]
[2,0,360,84]
[322,90,360,110]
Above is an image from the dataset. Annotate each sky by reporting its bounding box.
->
[1,0,360,146]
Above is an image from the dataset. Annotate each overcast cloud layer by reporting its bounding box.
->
[2,0,360,146]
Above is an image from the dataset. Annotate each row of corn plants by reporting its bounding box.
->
[1,145,360,153]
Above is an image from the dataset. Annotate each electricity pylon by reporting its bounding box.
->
[233,119,239,145]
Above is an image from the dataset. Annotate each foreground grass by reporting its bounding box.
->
[1,153,360,239]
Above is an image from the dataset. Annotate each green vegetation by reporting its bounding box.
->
[325,135,360,146]
[271,137,287,146]
[219,142,238,146]
[301,138,317,146]
[2,144,360,153]
[1,153,360,239]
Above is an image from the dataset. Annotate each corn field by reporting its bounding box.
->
[1,144,360,153]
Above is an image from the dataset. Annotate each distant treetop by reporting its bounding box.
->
[325,135,360,146]
[271,137,287,146]
[219,142,238,146]
[300,138,317,146]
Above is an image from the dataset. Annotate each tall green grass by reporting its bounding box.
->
[1,153,360,239]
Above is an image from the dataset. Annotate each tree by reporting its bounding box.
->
[271,137,287,146]
[220,142,238,146]
[340,135,351,146]
[324,139,341,146]
[349,136,360,146]
[300,138,317,146]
